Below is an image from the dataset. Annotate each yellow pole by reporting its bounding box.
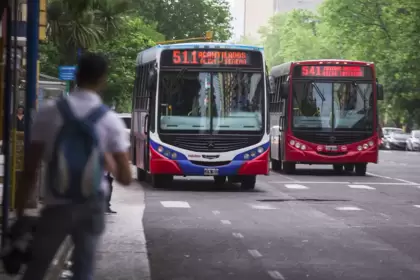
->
[0,37,4,142]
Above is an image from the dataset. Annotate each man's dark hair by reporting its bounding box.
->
[76,52,108,86]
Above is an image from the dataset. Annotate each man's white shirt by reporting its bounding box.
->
[32,89,130,205]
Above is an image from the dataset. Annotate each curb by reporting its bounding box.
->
[45,236,74,280]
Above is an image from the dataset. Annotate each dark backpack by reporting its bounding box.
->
[47,98,108,202]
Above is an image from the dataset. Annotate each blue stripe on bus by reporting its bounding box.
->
[150,139,270,176]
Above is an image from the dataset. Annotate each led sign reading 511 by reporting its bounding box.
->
[301,65,365,77]
[172,50,250,66]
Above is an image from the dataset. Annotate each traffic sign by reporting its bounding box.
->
[58,66,76,81]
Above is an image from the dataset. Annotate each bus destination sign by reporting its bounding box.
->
[171,50,250,66]
[300,65,365,77]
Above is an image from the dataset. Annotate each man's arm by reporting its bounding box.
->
[15,104,53,217]
[106,114,132,186]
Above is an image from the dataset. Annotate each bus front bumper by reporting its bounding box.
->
[286,150,378,164]
[150,148,270,176]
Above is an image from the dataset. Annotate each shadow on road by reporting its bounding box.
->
[140,177,266,193]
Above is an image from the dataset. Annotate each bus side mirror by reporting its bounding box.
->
[147,70,157,91]
[280,82,289,99]
[377,84,384,100]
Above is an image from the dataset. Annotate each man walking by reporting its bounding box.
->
[15,52,132,280]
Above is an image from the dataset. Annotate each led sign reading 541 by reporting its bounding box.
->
[172,50,250,66]
[301,65,365,77]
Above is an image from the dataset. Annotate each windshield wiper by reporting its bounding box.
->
[352,81,367,102]
[311,82,326,101]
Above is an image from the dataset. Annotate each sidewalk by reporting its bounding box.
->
[94,181,151,279]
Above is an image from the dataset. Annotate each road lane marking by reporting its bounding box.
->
[367,172,418,185]
[248,249,262,258]
[414,205,420,208]
[348,184,376,190]
[212,210,221,215]
[250,204,277,210]
[232,233,244,238]
[221,220,231,225]
[268,270,286,279]
[269,181,413,185]
[335,206,363,211]
[160,201,190,208]
[284,184,309,189]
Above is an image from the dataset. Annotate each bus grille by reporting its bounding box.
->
[159,134,262,153]
[292,131,372,145]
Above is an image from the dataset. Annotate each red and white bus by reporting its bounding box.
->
[131,43,270,189]
[269,60,384,175]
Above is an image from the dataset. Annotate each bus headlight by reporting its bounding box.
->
[171,152,177,159]
[363,143,368,149]
[244,153,250,159]
[257,147,264,153]
[357,145,362,151]
[164,151,170,157]
[158,146,164,153]
[295,142,301,149]
[368,141,374,146]
[289,140,295,145]
[250,151,256,157]
[300,144,306,150]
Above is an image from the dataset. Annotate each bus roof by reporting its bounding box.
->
[136,42,264,66]
[270,59,374,77]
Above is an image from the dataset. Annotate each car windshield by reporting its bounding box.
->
[292,81,373,131]
[158,71,264,133]
[383,128,403,135]
[121,117,131,129]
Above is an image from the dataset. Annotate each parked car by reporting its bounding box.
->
[406,130,420,151]
[380,127,403,149]
[383,131,409,150]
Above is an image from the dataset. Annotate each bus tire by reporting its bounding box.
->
[271,159,282,172]
[355,163,367,176]
[214,176,226,185]
[333,164,343,173]
[241,175,256,190]
[282,162,296,174]
[152,174,173,188]
[137,168,146,181]
[344,164,355,172]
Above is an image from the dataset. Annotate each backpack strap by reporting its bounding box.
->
[85,104,109,124]
[56,98,76,122]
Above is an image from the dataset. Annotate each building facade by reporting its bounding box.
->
[234,0,324,41]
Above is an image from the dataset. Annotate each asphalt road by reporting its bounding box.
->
[141,150,420,280]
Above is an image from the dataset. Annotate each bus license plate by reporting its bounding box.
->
[204,168,219,176]
[325,145,338,151]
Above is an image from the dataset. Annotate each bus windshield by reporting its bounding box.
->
[159,71,264,133]
[292,81,373,131]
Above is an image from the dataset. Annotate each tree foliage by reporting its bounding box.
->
[136,0,232,41]
[259,0,420,129]
[94,17,164,112]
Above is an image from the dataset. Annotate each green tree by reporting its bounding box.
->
[94,17,164,112]
[47,0,131,64]
[136,0,232,41]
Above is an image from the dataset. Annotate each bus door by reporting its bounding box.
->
[141,69,157,172]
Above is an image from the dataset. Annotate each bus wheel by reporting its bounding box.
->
[355,163,367,176]
[344,164,355,172]
[214,176,226,185]
[282,162,296,174]
[271,159,282,172]
[137,168,147,181]
[152,175,173,188]
[228,176,240,184]
[241,176,256,190]
[333,164,343,173]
